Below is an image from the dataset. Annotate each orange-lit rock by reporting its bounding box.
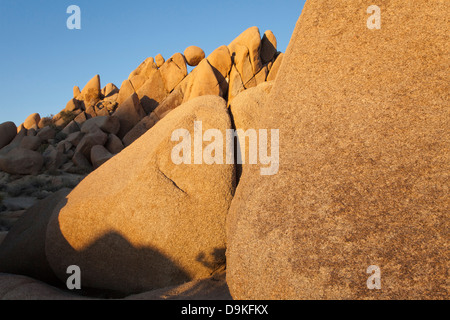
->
[46,95,235,295]
[160,53,187,93]
[23,113,41,130]
[184,45,205,67]
[227,0,449,300]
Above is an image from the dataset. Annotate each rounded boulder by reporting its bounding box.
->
[184,46,205,67]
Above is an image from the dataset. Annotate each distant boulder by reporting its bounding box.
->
[184,46,205,67]
[23,113,41,130]
[0,122,17,150]
[0,148,43,175]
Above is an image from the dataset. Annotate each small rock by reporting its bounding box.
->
[20,136,42,151]
[105,134,124,154]
[152,88,184,120]
[60,161,75,172]
[102,83,119,97]
[122,113,159,147]
[73,86,81,98]
[0,122,17,150]
[65,98,81,112]
[74,111,89,126]
[79,75,101,103]
[129,57,157,79]
[129,74,147,92]
[228,26,262,76]
[116,79,136,106]
[3,197,37,211]
[159,53,188,93]
[65,131,85,147]
[113,93,146,139]
[23,113,41,130]
[37,126,56,141]
[61,121,80,135]
[43,145,67,171]
[38,117,53,129]
[136,69,168,114]
[260,30,277,64]
[90,145,113,169]
[81,116,120,135]
[184,46,205,67]
[72,151,93,172]
[182,59,222,102]
[207,45,232,92]
[0,148,44,175]
[155,54,165,68]
[74,126,108,159]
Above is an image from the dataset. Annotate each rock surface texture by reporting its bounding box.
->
[226,0,449,300]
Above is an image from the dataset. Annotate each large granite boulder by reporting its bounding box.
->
[226,0,449,300]
[46,95,236,295]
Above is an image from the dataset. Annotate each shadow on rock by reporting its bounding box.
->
[47,202,193,298]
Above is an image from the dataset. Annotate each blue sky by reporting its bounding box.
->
[0,0,305,125]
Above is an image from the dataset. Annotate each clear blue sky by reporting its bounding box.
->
[0,0,305,126]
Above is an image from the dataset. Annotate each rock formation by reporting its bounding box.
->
[0,27,280,180]
[45,96,235,295]
[2,5,444,301]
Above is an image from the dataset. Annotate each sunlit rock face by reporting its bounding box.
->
[46,95,236,295]
[226,0,449,300]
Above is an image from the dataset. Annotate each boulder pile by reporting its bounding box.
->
[0,27,282,178]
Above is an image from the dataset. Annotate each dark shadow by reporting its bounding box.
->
[140,96,159,115]
[172,271,231,300]
[196,248,226,271]
[0,189,71,287]
[47,199,193,298]
[210,65,229,98]
[230,52,236,65]
[104,88,119,98]
[126,264,232,300]
[1,190,229,299]
[227,108,243,187]
[75,98,86,112]
[261,40,277,65]
[126,253,230,300]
